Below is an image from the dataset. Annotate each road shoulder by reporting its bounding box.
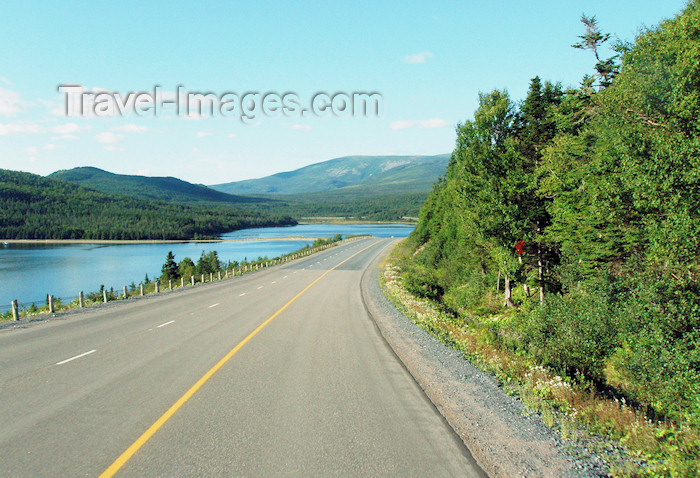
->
[361,240,605,478]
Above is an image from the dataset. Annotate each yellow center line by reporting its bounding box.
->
[100,239,381,477]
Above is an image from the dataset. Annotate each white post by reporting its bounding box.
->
[48,295,54,313]
[11,299,19,321]
[191,275,195,286]
[140,284,144,296]
[79,291,85,308]
[155,282,160,293]
[123,286,128,299]
[181,277,185,288]
[169,280,172,290]
[218,271,221,280]
[201,274,205,283]
[103,289,108,303]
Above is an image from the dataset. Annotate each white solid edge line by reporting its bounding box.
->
[239,293,246,296]
[208,303,220,308]
[157,320,175,328]
[56,349,97,365]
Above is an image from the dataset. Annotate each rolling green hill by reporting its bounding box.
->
[49,167,265,205]
[210,154,449,195]
[0,169,294,240]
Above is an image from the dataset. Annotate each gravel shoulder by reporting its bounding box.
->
[361,240,607,478]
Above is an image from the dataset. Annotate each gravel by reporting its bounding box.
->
[361,240,610,478]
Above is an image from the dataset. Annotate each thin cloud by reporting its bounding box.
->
[419,118,449,129]
[0,87,28,116]
[43,144,58,151]
[390,120,415,131]
[390,118,449,130]
[404,51,433,64]
[51,122,88,135]
[95,131,124,144]
[197,131,213,138]
[290,124,312,131]
[0,122,42,136]
[112,124,148,133]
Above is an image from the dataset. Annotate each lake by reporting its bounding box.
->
[0,223,413,312]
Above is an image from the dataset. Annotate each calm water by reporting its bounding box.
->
[0,223,413,311]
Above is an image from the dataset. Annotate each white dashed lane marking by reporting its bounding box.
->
[56,349,96,366]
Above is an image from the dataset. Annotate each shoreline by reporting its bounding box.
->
[0,237,323,245]
[300,218,418,225]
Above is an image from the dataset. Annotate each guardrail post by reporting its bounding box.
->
[103,289,108,303]
[11,299,19,320]
[48,295,54,313]
[140,284,144,296]
[79,291,85,308]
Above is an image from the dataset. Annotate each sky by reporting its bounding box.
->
[0,0,689,185]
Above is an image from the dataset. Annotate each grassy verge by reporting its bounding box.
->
[382,240,699,477]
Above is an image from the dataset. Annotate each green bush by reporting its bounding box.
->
[402,269,444,301]
[518,287,619,382]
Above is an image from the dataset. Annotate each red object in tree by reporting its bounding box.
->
[515,240,525,255]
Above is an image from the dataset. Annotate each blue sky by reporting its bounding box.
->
[0,1,688,184]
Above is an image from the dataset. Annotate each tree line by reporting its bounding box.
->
[405,2,700,442]
[0,170,296,240]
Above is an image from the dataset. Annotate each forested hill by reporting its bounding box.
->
[49,166,264,205]
[210,154,449,195]
[0,170,295,240]
[401,3,700,472]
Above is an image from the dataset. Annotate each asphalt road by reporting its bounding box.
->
[0,238,485,477]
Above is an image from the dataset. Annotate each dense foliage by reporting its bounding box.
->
[405,0,700,447]
[247,190,427,221]
[0,170,295,240]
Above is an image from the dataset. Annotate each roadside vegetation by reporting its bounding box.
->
[388,3,700,476]
[0,234,351,322]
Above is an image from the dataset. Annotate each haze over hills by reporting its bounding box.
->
[49,167,264,205]
[210,154,450,196]
[46,154,451,221]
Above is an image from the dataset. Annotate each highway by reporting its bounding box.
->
[0,237,485,477]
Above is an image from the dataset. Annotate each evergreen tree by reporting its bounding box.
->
[161,251,179,281]
[572,14,619,87]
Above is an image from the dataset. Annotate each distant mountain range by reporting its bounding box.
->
[48,167,262,205]
[209,154,450,196]
[48,153,450,221]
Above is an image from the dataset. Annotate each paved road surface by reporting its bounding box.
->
[0,238,485,477]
